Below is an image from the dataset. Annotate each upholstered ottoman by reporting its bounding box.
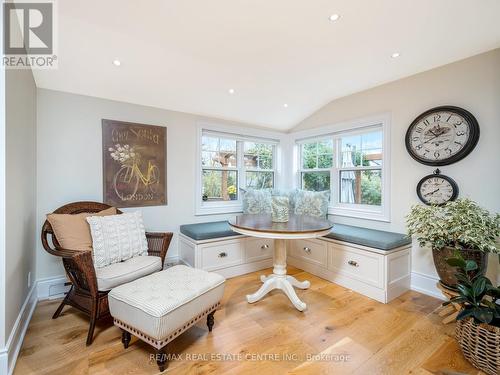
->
[108,265,225,371]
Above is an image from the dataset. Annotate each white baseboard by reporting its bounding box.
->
[0,282,38,375]
[410,271,446,300]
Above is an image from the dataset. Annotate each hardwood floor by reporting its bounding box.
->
[14,267,484,375]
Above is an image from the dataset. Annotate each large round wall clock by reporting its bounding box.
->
[405,106,480,166]
[417,169,458,206]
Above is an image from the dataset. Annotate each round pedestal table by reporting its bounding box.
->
[228,214,333,311]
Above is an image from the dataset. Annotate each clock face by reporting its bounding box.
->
[417,174,458,205]
[406,106,479,166]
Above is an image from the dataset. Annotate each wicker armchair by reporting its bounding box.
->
[41,201,173,346]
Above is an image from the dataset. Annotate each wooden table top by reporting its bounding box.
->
[228,214,333,236]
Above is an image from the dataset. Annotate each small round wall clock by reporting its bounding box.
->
[417,169,458,205]
[405,106,480,166]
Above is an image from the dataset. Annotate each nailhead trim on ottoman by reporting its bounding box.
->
[113,301,221,350]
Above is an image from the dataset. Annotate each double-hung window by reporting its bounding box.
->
[198,128,279,214]
[297,122,389,221]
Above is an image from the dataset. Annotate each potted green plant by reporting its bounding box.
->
[228,185,237,200]
[444,255,499,375]
[406,198,499,290]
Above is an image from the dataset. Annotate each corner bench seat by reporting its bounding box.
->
[179,220,411,303]
[180,221,410,251]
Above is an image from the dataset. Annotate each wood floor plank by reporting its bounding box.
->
[14,268,481,375]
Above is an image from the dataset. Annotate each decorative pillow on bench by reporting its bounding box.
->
[46,207,117,251]
[242,189,272,214]
[294,189,330,218]
[87,211,148,268]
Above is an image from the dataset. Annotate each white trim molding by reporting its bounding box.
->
[410,271,446,300]
[0,283,38,375]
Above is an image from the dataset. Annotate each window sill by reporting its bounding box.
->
[195,203,243,216]
[328,206,390,222]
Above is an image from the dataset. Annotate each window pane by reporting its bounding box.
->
[244,142,274,169]
[201,136,219,152]
[318,139,334,154]
[245,171,273,189]
[202,170,238,201]
[301,140,333,169]
[361,131,383,166]
[341,134,361,167]
[318,154,333,168]
[301,142,318,169]
[340,170,381,206]
[301,171,330,192]
[201,136,237,167]
[341,131,382,167]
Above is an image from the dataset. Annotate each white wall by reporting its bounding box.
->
[291,49,500,283]
[36,89,277,279]
[0,24,6,354]
[4,67,37,341]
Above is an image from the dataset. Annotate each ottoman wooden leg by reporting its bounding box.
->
[157,346,168,372]
[121,330,131,349]
[207,311,215,332]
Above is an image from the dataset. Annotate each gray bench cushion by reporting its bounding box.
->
[180,220,410,250]
[180,221,241,241]
[324,224,411,251]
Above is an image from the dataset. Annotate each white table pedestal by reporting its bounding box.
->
[246,238,310,311]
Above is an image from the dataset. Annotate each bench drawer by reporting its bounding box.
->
[245,238,273,263]
[201,242,242,271]
[329,243,384,288]
[290,239,327,268]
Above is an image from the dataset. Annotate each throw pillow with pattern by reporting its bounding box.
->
[294,190,330,217]
[242,189,272,214]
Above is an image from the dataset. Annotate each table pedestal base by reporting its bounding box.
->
[245,238,310,311]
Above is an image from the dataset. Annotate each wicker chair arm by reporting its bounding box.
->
[146,232,173,263]
[59,249,99,296]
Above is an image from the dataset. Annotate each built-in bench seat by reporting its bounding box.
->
[180,221,410,251]
[180,221,241,241]
[179,220,412,303]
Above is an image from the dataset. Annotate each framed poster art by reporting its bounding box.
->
[102,119,167,207]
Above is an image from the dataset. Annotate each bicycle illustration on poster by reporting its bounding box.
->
[102,119,167,207]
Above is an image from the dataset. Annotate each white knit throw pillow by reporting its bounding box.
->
[87,211,148,268]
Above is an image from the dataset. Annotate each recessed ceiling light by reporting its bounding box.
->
[328,14,340,22]
[228,88,235,94]
[112,59,121,66]
[283,103,289,108]
[391,52,400,58]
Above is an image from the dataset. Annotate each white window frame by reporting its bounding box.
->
[291,114,391,222]
[195,122,284,216]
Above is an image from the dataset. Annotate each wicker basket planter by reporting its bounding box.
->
[456,318,500,375]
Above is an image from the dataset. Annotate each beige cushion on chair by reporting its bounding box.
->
[46,207,117,251]
[96,255,162,291]
[108,265,225,341]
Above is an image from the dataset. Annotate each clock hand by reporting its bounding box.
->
[424,189,440,197]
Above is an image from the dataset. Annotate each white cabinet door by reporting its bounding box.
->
[329,243,384,288]
[290,239,328,268]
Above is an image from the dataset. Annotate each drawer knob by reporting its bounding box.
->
[303,247,312,254]
[218,252,227,258]
[348,260,359,267]
[261,244,270,250]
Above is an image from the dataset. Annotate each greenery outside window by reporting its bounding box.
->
[297,125,386,219]
[200,132,277,207]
